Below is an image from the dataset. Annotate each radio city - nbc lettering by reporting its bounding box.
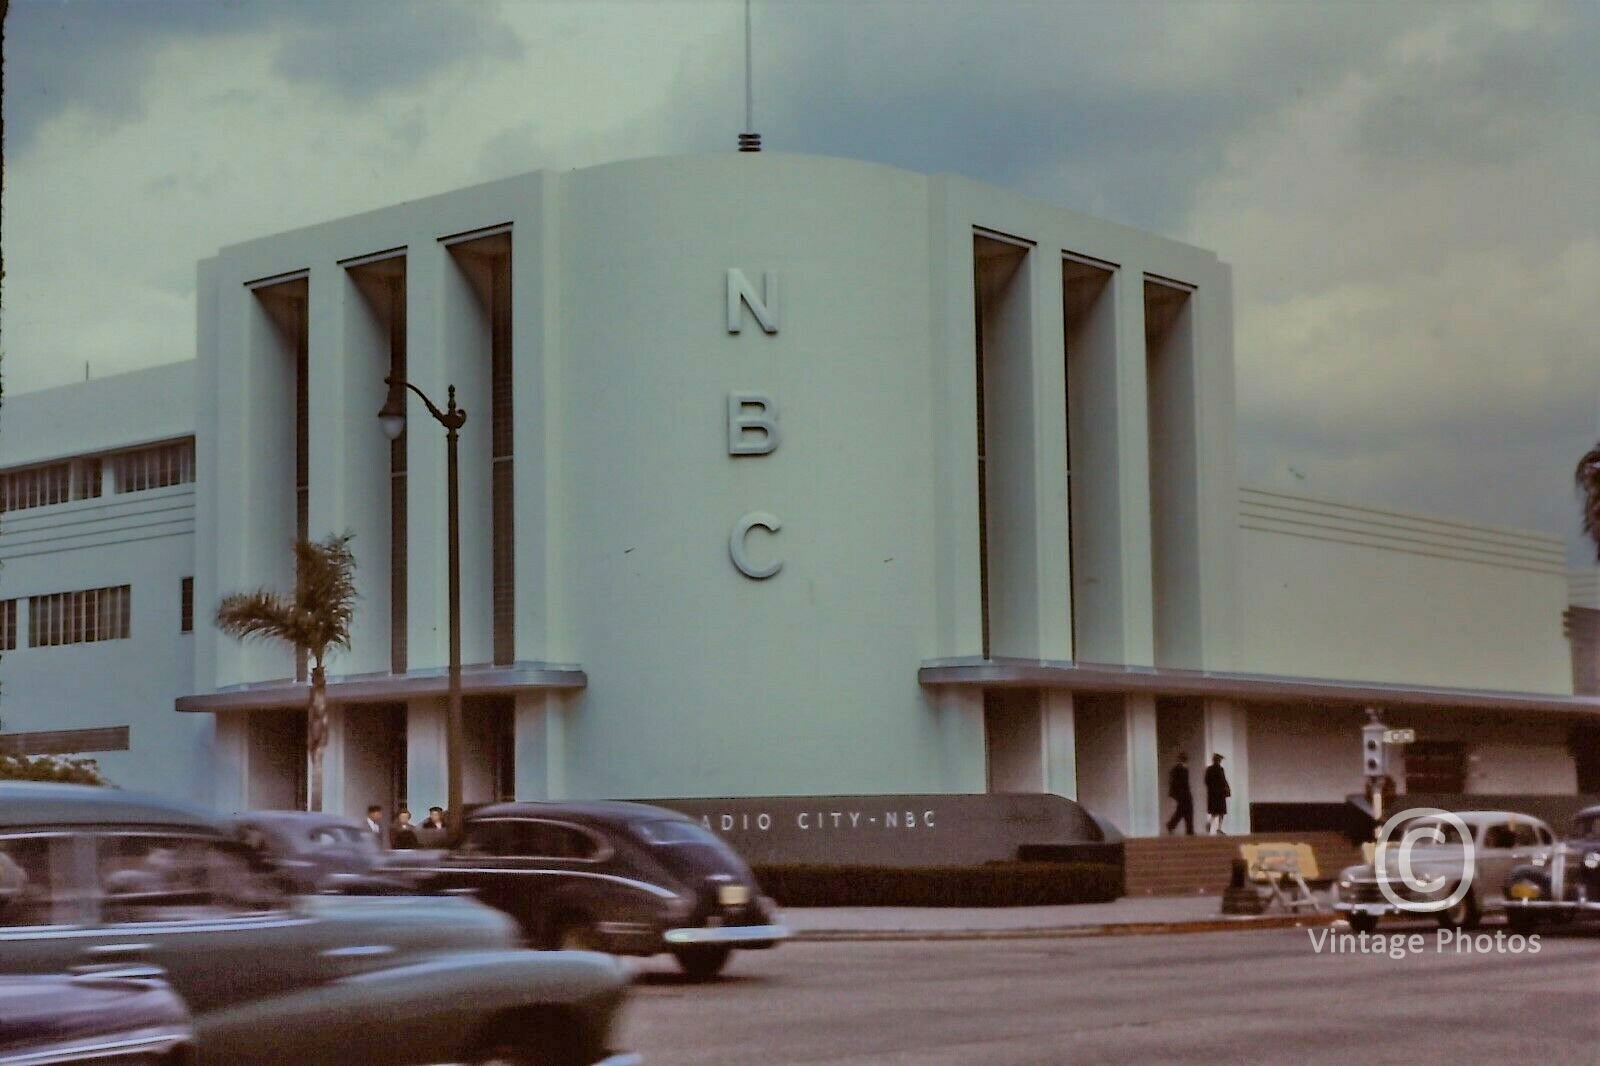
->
[700,809,939,832]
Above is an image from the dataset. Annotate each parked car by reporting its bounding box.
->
[229,811,411,895]
[1503,803,1600,933]
[387,801,788,979]
[0,782,640,1066]
[1333,809,1554,933]
[0,971,194,1065]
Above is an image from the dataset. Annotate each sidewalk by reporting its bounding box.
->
[781,892,1338,942]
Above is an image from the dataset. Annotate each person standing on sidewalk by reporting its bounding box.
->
[1204,754,1231,835]
[1165,753,1194,835]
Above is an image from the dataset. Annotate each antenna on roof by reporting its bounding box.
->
[738,0,761,152]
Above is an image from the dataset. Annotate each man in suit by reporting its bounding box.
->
[1165,753,1194,835]
[414,806,449,849]
[364,805,387,848]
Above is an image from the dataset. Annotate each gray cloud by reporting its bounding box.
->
[4,0,523,155]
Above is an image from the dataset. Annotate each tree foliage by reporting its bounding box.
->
[214,533,357,812]
[1579,441,1600,562]
[0,754,108,785]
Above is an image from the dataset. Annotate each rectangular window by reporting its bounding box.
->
[0,726,130,756]
[0,835,80,928]
[27,585,131,647]
[111,439,195,494]
[0,457,102,513]
[0,600,15,651]
[180,577,194,633]
[490,255,515,665]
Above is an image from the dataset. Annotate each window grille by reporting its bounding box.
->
[111,440,194,493]
[180,577,194,634]
[27,585,131,647]
[0,458,102,513]
[0,600,16,651]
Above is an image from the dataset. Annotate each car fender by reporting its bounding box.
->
[195,949,629,1066]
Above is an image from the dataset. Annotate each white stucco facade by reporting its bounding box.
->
[3,152,1596,834]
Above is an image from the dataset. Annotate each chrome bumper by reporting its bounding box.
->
[1505,898,1600,912]
[1333,901,1404,917]
[662,923,789,946]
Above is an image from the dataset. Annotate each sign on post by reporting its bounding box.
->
[1383,728,1416,744]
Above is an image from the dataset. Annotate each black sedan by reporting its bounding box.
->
[1504,803,1600,932]
[229,810,411,895]
[388,801,789,979]
[0,972,194,1065]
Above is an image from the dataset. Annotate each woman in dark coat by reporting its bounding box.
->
[1204,754,1231,835]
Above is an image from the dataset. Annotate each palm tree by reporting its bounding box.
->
[1579,441,1600,561]
[215,533,357,813]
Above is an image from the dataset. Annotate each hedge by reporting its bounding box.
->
[751,861,1123,908]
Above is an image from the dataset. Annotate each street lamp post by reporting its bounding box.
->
[379,376,467,838]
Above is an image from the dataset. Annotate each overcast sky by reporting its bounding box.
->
[4,0,1598,563]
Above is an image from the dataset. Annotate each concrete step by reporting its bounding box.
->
[1123,831,1361,897]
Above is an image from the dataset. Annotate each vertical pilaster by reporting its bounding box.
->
[1029,248,1072,660]
[213,713,249,813]
[1041,690,1077,798]
[1114,271,1156,667]
[1204,699,1251,833]
[406,697,449,812]
[1125,694,1160,835]
[406,246,449,672]
[514,691,567,800]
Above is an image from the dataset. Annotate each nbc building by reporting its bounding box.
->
[2,152,1597,836]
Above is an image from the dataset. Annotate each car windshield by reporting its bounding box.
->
[1397,819,1467,846]
[1572,814,1600,840]
[632,820,724,847]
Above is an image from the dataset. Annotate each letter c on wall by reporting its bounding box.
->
[730,512,782,579]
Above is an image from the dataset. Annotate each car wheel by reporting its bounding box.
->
[1435,891,1480,931]
[1505,908,1539,935]
[1345,912,1379,934]
[469,1040,566,1066]
[551,915,601,953]
[671,944,732,981]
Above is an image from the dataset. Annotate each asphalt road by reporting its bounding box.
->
[619,927,1600,1065]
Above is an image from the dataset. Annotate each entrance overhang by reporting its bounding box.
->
[919,657,1600,717]
[175,661,587,714]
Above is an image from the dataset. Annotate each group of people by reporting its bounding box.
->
[363,805,448,849]
[1165,752,1231,835]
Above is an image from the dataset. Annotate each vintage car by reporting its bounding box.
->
[0,782,640,1066]
[1503,803,1600,932]
[229,810,411,895]
[1333,809,1554,933]
[387,801,788,979]
[0,972,194,1065]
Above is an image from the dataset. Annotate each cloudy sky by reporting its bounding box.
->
[4,0,1598,562]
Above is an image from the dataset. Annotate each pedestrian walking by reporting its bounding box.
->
[391,808,419,849]
[415,806,449,848]
[364,804,388,848]
[1204,753,1231,835]
[1165,753,1194,835]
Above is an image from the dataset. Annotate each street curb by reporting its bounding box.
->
[791,913,1339,943]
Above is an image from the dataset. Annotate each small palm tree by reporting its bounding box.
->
[1579,441,1600,561]
[215,533,357,813]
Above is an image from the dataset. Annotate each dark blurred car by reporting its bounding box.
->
[229,811,412,895]
[0,782,640,1066]
[0,971,194,1065]
[1504,803,1600,933]
[388,801,788,979]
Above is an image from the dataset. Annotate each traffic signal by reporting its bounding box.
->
[1362,712,1389,779]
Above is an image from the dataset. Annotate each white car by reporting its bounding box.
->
[1333,810,1554,933]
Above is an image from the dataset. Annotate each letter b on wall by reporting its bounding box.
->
[728,393,780,455]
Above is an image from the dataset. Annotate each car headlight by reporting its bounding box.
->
[1584,852,1600,870]
[1531,854,1547,867]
